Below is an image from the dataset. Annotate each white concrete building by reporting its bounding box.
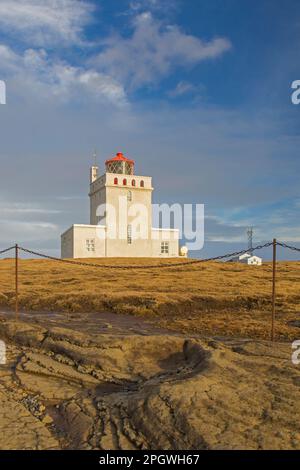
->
[229,253,262,265]
[61,152,182,259]
[241,254,262,266]
[231,253,262,266]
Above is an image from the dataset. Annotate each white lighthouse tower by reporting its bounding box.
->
[61,152,180,258]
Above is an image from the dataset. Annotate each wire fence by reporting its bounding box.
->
[0,240,299,269]
[0,239,299,341]
[0,246,16,256]
[0,241,275,270]
[277,241,300,254]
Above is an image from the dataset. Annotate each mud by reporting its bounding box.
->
[0,311,299,450]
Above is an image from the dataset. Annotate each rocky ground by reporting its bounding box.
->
[0,310,299,450]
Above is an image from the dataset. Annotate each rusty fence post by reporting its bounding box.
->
[15,243,19,321]
[271,238,277,342]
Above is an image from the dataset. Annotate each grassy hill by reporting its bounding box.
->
[0,257,299,340]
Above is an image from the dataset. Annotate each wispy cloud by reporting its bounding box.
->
[0,45,127,106]
[0,202,61,215]
[168,80,204,98]
[0,2,230,104]
[205,199,300,243]
[0,220,59,243]
[92,12,231,90]
[128,0,179,15]
[0,0,95,46]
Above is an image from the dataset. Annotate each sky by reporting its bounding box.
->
[0,0,299,259]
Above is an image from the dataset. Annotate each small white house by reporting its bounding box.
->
[229,253,262,265]
[239,253,262,265]
[239,253,251,262]
[246,255,262,266]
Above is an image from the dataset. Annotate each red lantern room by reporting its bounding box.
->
[105,152,135,175]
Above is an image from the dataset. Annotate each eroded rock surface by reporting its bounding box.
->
[0,315,299,450]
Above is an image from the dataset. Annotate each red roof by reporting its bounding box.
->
[105,152,135,165]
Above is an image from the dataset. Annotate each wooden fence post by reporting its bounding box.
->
[271,238,277,342]
[15,244,19,321]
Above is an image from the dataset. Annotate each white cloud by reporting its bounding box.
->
[92,12,231,90]
[168,80,204,97]
[0,202,61,215]
[0,0,94,46]
[129,0,178,14]
[0,4,230,104]
[0,220,59,243]
[52,66,127,105]
[0,45,127,106]
[204,202,300,243]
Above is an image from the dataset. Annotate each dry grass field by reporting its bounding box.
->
[0,257,299,340]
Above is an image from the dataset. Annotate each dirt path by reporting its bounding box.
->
[0,309,174,336]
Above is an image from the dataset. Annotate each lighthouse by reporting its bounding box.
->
[61,152,180,258]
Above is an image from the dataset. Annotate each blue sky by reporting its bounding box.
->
[0,0,299,259]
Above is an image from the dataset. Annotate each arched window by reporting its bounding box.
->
[123,178,127,185]
[132,179,136,187]
[114,177,118,185]
[127,225,132,245]
[127,190,132,202]
[140,180,144,188]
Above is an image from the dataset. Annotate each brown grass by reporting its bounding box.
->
[0,257,299,341]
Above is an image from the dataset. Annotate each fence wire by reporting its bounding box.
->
[277,241,300,253]
[0,246,15,256]
[17,242,273,270]
[0,240,298,270]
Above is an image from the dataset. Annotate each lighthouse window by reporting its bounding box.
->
[132,179,136,187]
[127,225,132,245]
[140,180,144,188]
[125,162,133,175]
[123,178,127,185]
[161,242,169,254]
[114,177,118,185]
[107,161,123,174]
[86,239,95,252]
[127,190,132,201]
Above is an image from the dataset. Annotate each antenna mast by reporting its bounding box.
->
[247,227,254,252]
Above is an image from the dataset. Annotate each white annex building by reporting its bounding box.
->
[229,253,262,265]
[238,253,262,265]
[61,152,182,259]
